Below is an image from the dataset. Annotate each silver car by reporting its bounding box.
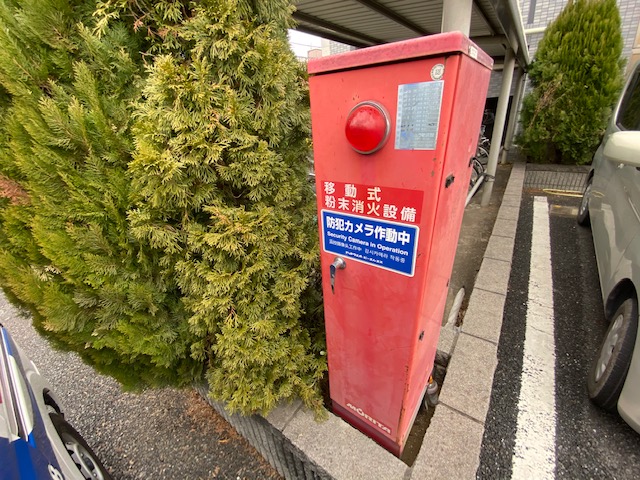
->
[578,61,640,433]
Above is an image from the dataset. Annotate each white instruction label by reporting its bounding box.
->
[395,81,443,151]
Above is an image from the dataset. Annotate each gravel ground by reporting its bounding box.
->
[0,293,281,480]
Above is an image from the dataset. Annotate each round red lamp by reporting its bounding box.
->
[345,101,390,154]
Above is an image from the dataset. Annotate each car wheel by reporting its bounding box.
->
[577,177,592,226]
[587,298,638,412]
[49,413,113,480]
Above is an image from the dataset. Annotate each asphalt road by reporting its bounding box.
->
[479,191,640,479]
[0,294,281,480]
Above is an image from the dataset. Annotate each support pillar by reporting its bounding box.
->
[481,47,516,206]
[500,69,526,164]
[441,0,473,36]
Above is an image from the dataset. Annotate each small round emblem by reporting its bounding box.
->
[431,64,445,80]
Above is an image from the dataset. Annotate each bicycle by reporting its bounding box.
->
[477,124,491,155]
[469,128,489,187]
[469,156,485,189]
[467,126,493,203]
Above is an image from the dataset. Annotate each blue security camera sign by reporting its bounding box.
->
[321,210,419,276]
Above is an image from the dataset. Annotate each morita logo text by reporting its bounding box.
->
[346,402,392,434]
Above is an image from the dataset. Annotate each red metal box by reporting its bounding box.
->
[308,32,493,456]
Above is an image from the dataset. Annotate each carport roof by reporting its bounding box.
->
[293,0,529,68]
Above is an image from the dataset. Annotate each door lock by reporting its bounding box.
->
[329,257,346,293]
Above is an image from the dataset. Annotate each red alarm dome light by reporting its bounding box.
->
[345,101,390,154]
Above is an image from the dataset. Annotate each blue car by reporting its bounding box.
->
[0,324,111,479]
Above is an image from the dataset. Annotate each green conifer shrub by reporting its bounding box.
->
[0,0,202,387]
[518,0,625,164]
[127,0,325,414]
[0,0,325,414]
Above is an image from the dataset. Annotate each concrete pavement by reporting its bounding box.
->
[413,162,525,477]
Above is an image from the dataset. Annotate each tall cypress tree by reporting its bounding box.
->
[518,0,625,164]
[128,0,325,414]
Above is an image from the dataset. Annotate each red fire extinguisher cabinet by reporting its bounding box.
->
[308,32,493,456]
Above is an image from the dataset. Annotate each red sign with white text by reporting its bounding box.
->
[320,180,423,225]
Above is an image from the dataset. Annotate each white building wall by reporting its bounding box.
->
[521,0,640,62]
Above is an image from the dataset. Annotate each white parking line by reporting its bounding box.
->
[512,196,557,478]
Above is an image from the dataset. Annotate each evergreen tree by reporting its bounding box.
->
[127,0,325,414]
[0,0,325,414]
[0,0,202,387]
[518,0,625,164]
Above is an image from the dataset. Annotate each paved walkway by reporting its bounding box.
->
[414,162,526,477]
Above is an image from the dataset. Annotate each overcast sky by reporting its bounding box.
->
[288,30,322,58]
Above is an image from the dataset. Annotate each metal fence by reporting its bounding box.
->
[524,165,590,193]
